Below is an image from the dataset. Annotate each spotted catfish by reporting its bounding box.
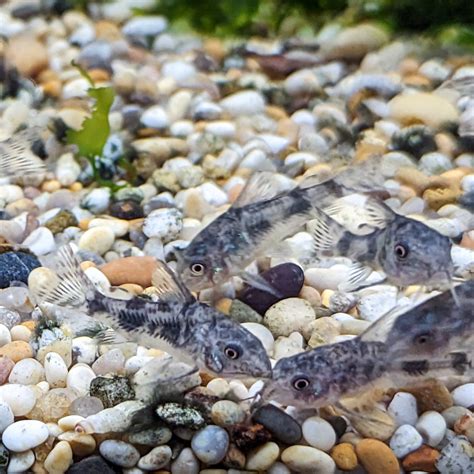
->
[31,245,272,379]
[258,283,473,408]
[176,158,387,294]
[307,199,454,290]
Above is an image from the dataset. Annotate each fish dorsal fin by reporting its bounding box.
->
[94,328,129,345]
[0,127,47,178]
[363,199,397,227]
[232,171,284,208]
[151,261,194,304]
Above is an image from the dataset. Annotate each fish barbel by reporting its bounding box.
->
[30,245,272,379]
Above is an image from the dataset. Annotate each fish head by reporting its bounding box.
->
[196,309,272,379]
[176,244,230,292]
[258,351,331,408]
[379,218,454,286]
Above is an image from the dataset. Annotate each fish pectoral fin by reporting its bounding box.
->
[232,171,284,208]
[264,241,294,258]
[363,198,396,227]
[151,260,194,304]
[307,208,347,255]
[338,263,374,292]
[93,328,128,345]
[240,271,283,298]
[30,244,96,309]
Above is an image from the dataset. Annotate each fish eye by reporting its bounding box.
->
[394,243,409,259]
[224,344,241,360]
[190,262,206,276]
[292,377,310,391]
[415,333,431,345]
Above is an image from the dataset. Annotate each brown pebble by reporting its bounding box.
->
[355,438,399,474]
[331,443,358,471]
[0,356,15,384]
[87,69,111,82]
[5,35,48,77]
[402,379,453,412]
[460,232,474,250]
[215,298,232,315]
[402,445,439,472]
[0,341,33,362]
[454,413,474,442]
[396,167,430,194]
[42,80,62,98]
[100,256,157,288]
[119,283,144,295]
[423,186,461,210]
[224,444,246,469]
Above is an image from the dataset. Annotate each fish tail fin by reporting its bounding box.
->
[307,208,349,255]
[29,244,97,309]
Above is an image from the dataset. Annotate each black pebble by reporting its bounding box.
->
[109,200,144,220]
[11,3,41,19]
[327,416,348,439]
[0,443,9,469]
[459,191,474,212]
[66,455,118,474]
[391,125,437,158]
[252,403,302,444]
[0,252,41,289]
[238,263,304,315]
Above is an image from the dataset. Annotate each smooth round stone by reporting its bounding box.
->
[281,445,336,474]
[206,378,230,398]
[128,426,172,446]
[10,325,31,342]
[264,297,315,338]
[238,263,305,315]
[92,348,125,375]
[141,105,169,129]
[0,324,11,346]
[81,188,111,213]
[273,333,304,359]
[0,252,41,289]
[241,323,274,355]
[8,357,45,384]
[442,406,472,428]
[171,447,199,474]
[415,411,447,447]
[220,90,265,117]
[72,337,98,365]
[302,416,337,452]
[100,440,140,468]
[89,217,129,237]
[2,420,49,452]
[246,442,280,471]
[285,69,320,96]
[304,264,352,291]
[22,226,56,255]
[138,445,172,470]
[56,152,81,186]
[329,443,358,471]
[252,404,302,444]
[0,384,36,416]
[44,351,68,388]
[191,425,229,465]
[436,435,474,473]
[388,392,419,426]
[143,208,183,242]
[211,400,245,426]
[0,401,14,433]
[79,226,115,255]
[67,363,96,396]
[355,438,400,474]
[6,450,35,473]
[389,424,423,458]
[451,383,474,408]
[69,396,104,418]
[58,415,86,431]
[0,308,21,329]
[44,440,73,473]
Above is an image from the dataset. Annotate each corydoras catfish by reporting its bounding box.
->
[176,157,387,293]
[307,199,454,290]
[31,246,272,379]
[0,127,46,178]
[259,283,473,408]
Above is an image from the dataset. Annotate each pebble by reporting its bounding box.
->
[44,351,69,388]
[302,416,337,452]
[100,440,140,468]
[330,443,358,471]
[0,252,41,289]
[128,426,172,446]
[451,383,474,408]
[67,455,115,474]
[211,400,246,426]
[0,383,36,416]
[0,401,14,433]
[220,90,265,116]
[23,227,56,255]
[123,15,167,36]
[191,425,229,465]
[245,442,279,471]
[138,445,172,471]
[143,208,183,242]
[436,435,474,474]
[415,411,447,447]
[388,392,419,426]
[442,406,472,428]
[171,447,199,474]
[92,348,126,375]
[0,324,10,346]
[44,440,73,473]
[8,357,45,384]
[264,297,315,338]
[356,438,400,474]
[79,226,115,255]
[281,445,336,474]
[238,263,304,315]
[7,450,34,472]
[2,420,49,452]
[100,256,156,287]
[252,404,302,444]
[389,424,423,458]
[67,363,96,396]
[240,322,274,355]
[454,413,474,443]
[402,445,440,472]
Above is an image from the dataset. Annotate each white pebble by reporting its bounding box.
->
[22,227,56,255]
[206,378,229,398]
[6,450,35,473]
[264,298,315,337]
[0,401,14,433]
[389,424,423,458]
[72,337,98,365]
[199,182,228,207]
[246,442,280,471]
[56,152,81,186]
[58,415,85,431]
[302,416,337,452]
[241,323,274,355]
[8,358,45,385]
[388,392,419,426]
[100,439,141,468]
[171,447,199,474]
[220,90,265,116]
[67,363,96,396]
[79,226,115,255]
[2,420,49,452]
[143,208,183,242]
[0,323,11,346]
[281,445,336,473]
[451,383,474,408]
[44,352,69,388]
[0,384,36,416]
[138,445,172,470]
[415,411,447,447]
[141,105,169,129]
[9,324,31,342]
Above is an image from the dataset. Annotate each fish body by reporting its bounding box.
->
[32,246,272,379]
[309,201,454,289]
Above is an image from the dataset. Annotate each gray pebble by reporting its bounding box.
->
[191,425,229,465]
[99,440,140,468]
